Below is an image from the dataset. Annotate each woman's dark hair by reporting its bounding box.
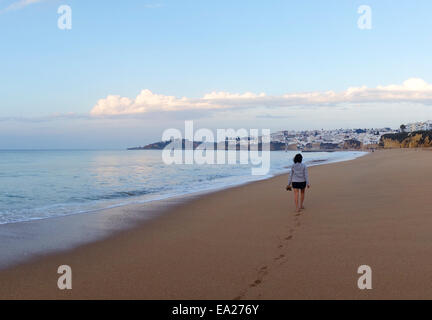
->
[294,153,303,164]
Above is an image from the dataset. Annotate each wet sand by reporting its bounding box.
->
[1,148,432,299]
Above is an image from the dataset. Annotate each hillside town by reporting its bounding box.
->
[270,120,432,150]
[404,120,432,133]
[270,127,393,150]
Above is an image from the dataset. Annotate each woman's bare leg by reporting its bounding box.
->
[293,188,300,212]
[300,188,305,209]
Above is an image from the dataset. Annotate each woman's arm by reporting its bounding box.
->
[288,166,294,186]
[286,167,294,190]
[304,164,310,187]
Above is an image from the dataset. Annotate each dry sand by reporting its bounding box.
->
[1,148,432,299]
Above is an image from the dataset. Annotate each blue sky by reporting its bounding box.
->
[1,0,432,148]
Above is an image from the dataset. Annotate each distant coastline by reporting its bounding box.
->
[127,139,364,152]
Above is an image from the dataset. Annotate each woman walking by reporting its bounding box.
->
[286,153,310,212]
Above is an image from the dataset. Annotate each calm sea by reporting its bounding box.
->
[0,150,366,225]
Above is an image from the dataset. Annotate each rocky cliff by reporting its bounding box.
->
[379,131,432,148]
[343,139,362,150]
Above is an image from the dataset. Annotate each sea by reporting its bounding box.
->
[0,149,366,225]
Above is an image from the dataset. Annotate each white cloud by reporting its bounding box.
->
[91,90,222,116]
[202,91,266,99]
[90,78,432,116]
[0,0,44,13]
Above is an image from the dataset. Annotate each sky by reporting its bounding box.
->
[1,0,432,149]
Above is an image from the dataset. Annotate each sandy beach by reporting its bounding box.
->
[1,148,432,299]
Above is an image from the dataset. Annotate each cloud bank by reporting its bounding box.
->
[90,78,432,116]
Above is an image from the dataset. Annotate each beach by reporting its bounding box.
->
[1,148,432,299]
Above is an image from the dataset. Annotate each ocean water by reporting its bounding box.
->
[0,150,366,225]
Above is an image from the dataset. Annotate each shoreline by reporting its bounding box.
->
[2,149,432,299]
[0,151,367,271]
[0,185,233,271]
[0,150,366,227]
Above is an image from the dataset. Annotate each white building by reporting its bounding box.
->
[406,120,432,132]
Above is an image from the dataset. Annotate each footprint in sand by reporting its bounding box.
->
[292,218,300,227]
[250,279,262,287]
[285,235,293,240]
[233,266,270,299]
[248,266,268,288]
[274,254,285,261]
